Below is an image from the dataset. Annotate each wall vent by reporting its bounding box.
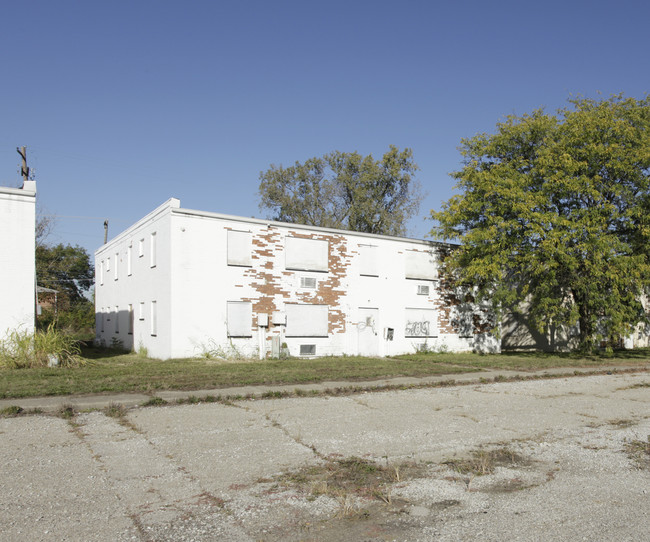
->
[417,284,430,296]
[300,276,317,289]
[300,344,316,356]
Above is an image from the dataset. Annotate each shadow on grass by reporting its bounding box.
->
[500,347,650,361]
[80,343,133,360]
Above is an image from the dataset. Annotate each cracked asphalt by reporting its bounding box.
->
[1,370,649,541]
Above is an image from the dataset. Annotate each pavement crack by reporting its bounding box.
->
[263,412,325,459]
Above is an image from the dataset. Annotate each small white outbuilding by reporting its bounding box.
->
[94,198,498,359]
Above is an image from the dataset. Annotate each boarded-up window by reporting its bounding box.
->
[227,301,252,337]
[286,304,328,337]
[404,307,437,337]
[359,245,378,277]
[285,237,328,272]
[227,230,252,266]
[405,250,438,280]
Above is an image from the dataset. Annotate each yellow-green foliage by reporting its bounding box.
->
[0,326,84,369]
[432,95,650,351]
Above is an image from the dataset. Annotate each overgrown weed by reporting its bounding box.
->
[0,325,84,369]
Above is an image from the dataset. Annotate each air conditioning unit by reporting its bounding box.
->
[417,284,430,296]
[300,276,317,289]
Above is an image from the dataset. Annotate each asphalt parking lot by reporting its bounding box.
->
[1,371,649,541]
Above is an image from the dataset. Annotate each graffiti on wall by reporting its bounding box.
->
[405,319,431,337]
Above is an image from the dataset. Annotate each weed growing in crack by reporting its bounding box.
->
[0,405,24,417]
[57,402,76,419]
[443,447,530,477]
[271,456,427,509]
[625,435,650,469]
[142,396,167,407]
[104,402,127,418]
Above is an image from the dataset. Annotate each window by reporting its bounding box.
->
[300,276,317,289]
[405,250,438,280]
[300,344,316,356]
[150,232,157,268]
[285,237,328,272]
[404,308,437,337]
[128,304,134,334]
[100,308,104,332]
[286,304,328,337]
[127,244,132,276]
[114,306,119,333]
[417,284,430,296]
[114,252,119,280]
[139,238,144,257]
[359,245,378,277]
[227,230,252,266]
[150,301,157,336]
[100,261,104,285]
[106,256,110,271]
[139,302,145,320]
[227,301,252,337]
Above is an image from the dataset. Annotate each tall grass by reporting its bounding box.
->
[0,325,83,369]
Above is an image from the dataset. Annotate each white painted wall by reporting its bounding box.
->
[0,182,36,338]
[95,200,499,359]
[95,199,176,359]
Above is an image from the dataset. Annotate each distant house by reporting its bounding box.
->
[0,180,36,338]
[94,198,498,360]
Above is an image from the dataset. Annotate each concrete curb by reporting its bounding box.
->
[1,364,648,413]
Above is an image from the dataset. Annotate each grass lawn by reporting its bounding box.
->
[1,346,648,399]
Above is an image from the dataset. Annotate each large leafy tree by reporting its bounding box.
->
[432,95,650,351]
[36,243,94,307]
[258,145,422,236]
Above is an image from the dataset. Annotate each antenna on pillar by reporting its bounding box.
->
[17,146,29,186]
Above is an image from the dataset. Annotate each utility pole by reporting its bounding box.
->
[17,146,29,186]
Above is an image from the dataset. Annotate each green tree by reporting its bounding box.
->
[258,145,422,236]
[431,95,650,351]
[36,243,95,336]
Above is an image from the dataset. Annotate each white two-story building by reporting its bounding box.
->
[94,198,497,359]
[0,180,36,338]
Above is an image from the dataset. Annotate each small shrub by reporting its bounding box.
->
[110,337,126,352]
[137,344,149,358]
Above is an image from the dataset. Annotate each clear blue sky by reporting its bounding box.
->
[1,0,648,258]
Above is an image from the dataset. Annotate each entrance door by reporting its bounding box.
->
[357,308,379,356]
